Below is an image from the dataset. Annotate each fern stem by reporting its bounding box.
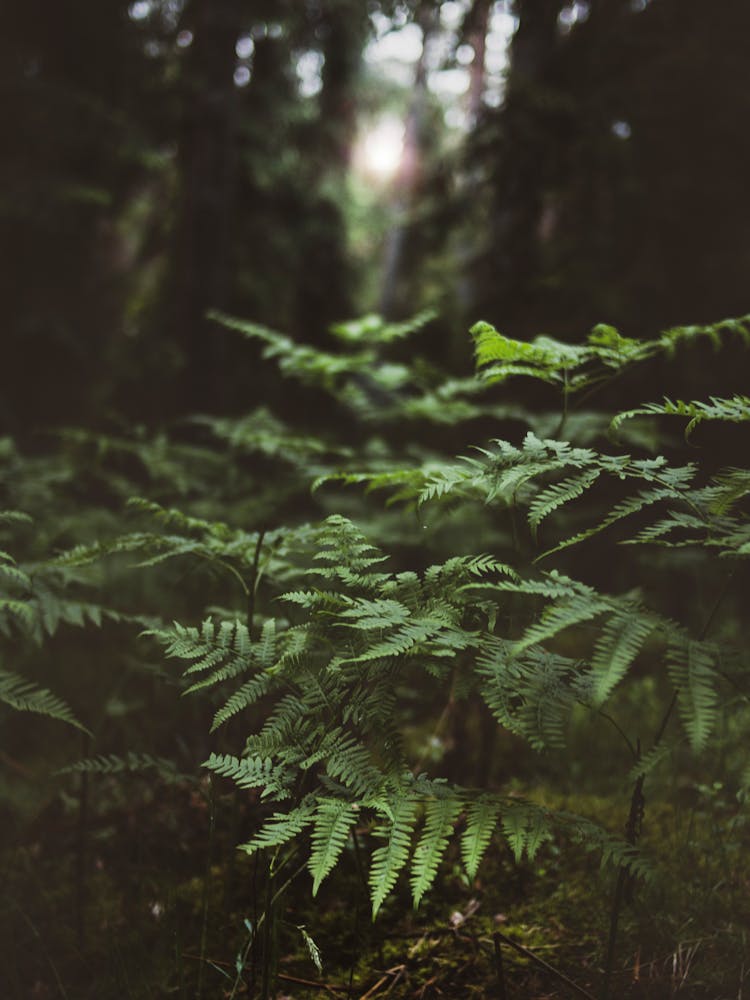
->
[554,366,570,439]
[75,731,90,950]
[492,933,507,1000]
[602,569,734,998]
[601,770,645,1000]
[196,776,216,1000]
[493,929,595,1000]
[247,528,266,637]
[256,852,306,1000]
[597,711,637,761]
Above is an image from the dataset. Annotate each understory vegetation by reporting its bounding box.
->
[2,310,749,999]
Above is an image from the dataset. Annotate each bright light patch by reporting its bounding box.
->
[296,50,325,98]
[611,120,632,139]
[234,66,251,88]
[365,22,423,62]
[428,67,470,99]
[129,1,151,21]
[440,1,466,30]
[236,35,254,60]
[356,118,405,180]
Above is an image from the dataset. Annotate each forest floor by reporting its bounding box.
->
[2,765,748,1000]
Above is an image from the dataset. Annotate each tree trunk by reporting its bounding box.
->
[174,0,244,411]
[379,3,439,319]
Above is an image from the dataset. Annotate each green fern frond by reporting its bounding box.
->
[59,752,180,780]
[707,468,750,515]
[329,310,436,345]
[538,485,686,559]
[501,801,552,863]
[0,668,86,730]
[0,510,33,527]
[410,796,462,907]
[589,606,658,704]
[0,597,36,630]
[528,468,601,536]
[461,796,502,879]
[325,737,384,798]
[611,395,750,438]
[558,811,654,880]
[204,752,291,798]
[628,741,678,782]
[239,802,317,856]
[148,618,252,690]
[513,596,609,657]
[667,637,719,751]
[308,798,358,895]
[369,794,419,916]
[0,562,32,592]
[210,675,272,731]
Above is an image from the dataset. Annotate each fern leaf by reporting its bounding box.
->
[58,752,180,780]
[240,802,316,856]
[461,796,501,880]
[203,752,291,798]
[513,597,609,657]
[667,637,719,751]
[0,668,87,731]
[612,394,750,438]
[369,795,418,916]
[210,675,272,731]
[309,798,358,895]
[502,802,531,863]
[589,606,657,704]
[538,486,680,559]
[528,468,601,535]
[410,796,461,907]
[0,597,36,628]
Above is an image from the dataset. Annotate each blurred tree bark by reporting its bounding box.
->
[476,0,563,336]
[379,2,440,319]
[172,0,245,411]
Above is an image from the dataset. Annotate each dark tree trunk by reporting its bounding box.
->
[466,0,492,126]
[379,3,439,319]
[173,0,244,411]
[477,0,563,334]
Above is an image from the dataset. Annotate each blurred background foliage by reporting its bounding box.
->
[3,0,750,431]
[1,2,750,997]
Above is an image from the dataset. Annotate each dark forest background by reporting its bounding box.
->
[2,4,750,999]
[3,0,749,432]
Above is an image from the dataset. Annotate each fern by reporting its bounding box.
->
[85,305,748,927]
[204,752,292,799]
[472,313,750,393]
[461,796,502,880]
[528,468,602,536]
[368,793,419,916]
[308,798,359,896]
[612,394,750,438]
[589,605,658,705]
[240,802,317,856]
[667,636,720,751]
[59,752,181,780]
[0,668,86,731]
[410,795,462,907]
[500,800,553,862]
